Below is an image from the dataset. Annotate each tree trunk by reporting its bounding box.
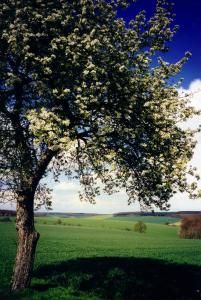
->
[11,190,39,291]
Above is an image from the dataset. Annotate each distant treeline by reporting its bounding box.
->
[1,209,201,219]
[113,211,201,218]
[0,210,99,218]
[46,212,100,218]
[0,210,16,217]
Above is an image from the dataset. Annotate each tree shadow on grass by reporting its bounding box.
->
[32,257,201,300]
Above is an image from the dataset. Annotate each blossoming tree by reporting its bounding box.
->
[0,0,200,291]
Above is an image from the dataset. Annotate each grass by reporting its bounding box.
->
[1,216,201,299]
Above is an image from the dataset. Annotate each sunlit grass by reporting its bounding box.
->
[1,216,201,299]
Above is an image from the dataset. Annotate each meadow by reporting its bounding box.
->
[1,215,201,300]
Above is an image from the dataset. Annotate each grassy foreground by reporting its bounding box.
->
[1,215,201,299]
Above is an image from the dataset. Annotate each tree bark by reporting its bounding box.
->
[11,190,39,291]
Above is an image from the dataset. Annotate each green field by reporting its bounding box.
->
[1,215,201,300]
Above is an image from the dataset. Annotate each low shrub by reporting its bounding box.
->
[179,215,201,239]
[134,221,147,233]
[54,219,62,225]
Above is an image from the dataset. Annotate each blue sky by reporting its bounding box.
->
[172,0,201,85]
[118,0,201,87]
[2,1,201,213]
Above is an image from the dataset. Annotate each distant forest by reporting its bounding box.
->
[0,209,201,219]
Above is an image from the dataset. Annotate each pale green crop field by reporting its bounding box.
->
[0,216,201,300]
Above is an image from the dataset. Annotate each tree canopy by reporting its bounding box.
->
[0,0,200,211]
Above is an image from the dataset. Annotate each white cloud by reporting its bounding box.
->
[54,181,80,192]
[178,80,201,175]
[178,79,201,130]
[178,79,201,109]
[169,192,201,211]
[51,189,140,213]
